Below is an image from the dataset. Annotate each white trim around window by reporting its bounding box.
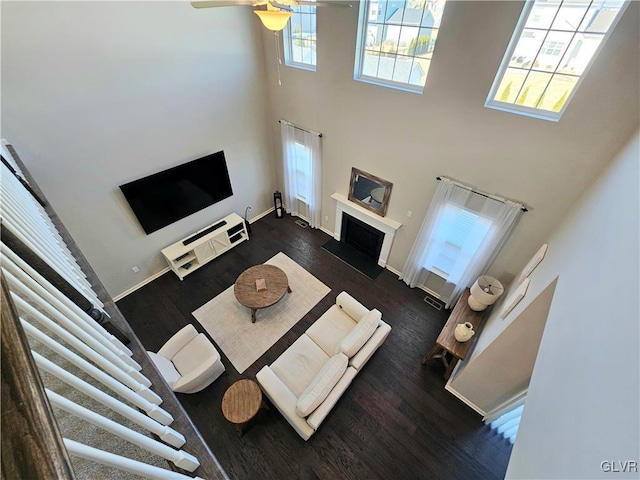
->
[283,4,317,71]
[353,0,448,94]
[485,0,629,122]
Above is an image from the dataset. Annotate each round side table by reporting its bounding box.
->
[221,379,266,437]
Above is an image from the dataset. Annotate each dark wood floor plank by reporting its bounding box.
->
[117,214,512,480]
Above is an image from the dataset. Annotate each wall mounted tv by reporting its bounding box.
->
[119,151,233,235]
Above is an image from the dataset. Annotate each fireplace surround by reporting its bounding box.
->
[330,193,401,267]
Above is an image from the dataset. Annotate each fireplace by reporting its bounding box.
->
[322,193,402,279]
[341,213,384,261]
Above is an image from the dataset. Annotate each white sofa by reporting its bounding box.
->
[256,292,391,440]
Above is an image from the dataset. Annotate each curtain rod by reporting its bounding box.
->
[278,119,323,138]
[436,176,528,212]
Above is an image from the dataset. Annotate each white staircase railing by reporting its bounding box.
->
[46,390,200,472]
[64,440,205,480]
[1,243,132,356]
[34,352,186,448]
[1,162,104,312]
[0,143,214,479]
[19,318,172,425]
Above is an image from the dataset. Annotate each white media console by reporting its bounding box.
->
[161,212,249,280]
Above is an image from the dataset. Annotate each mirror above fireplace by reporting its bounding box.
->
[348,168,393,217]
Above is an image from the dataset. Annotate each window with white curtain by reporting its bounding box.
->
[281,121,323,229]
[283,4,317,70]
[400,178,523,308]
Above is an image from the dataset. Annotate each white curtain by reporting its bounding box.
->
[280,121,323,229]
[304,130,323,229]
[447,198,522,307]
[281,122,300,218]
[400,178,469,288]
[400,178,523,308]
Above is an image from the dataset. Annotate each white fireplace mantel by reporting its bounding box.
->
[331,193,402,267]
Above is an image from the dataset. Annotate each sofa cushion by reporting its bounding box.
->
[271,334,329,397]
[306,305,358,357]
[336,291,370,321]
[171,334,219,376]
[338,309,381,357]
[295,353,348,417]
[147,351,181,389]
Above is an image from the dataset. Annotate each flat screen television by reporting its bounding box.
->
[119,151,233,234]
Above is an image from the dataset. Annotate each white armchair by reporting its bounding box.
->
[147,324,225,394]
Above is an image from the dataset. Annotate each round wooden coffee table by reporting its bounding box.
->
[233,264,291,323]
[221,379,265,437]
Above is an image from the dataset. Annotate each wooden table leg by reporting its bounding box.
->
[287,285,292,293]
[251,308,257,323]
[444,357,459,380]
[422,344,444,364]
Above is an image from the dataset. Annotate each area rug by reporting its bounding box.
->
[192,252,331,373]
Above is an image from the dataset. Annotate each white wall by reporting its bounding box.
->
[501,132,639,479]
[261,1,639,283]
[1,2,277,296]
[448,278,557,413]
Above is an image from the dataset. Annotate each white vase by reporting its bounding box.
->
[454,322,475,342]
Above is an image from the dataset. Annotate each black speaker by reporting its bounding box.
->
[274,191,284,218]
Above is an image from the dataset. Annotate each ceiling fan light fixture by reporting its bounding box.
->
[254,9,292,31]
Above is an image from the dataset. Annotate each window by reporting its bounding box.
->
[281,121,323,228]
[293,142,312,201]
[400,178,523,307]
[354,0,448,93]
[283,4,317,70]
[424,205,491,279]
[486,0,629,121]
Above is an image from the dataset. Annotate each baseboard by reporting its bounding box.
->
[385,265,423,290]
[280,211,334,237]
[319,225,333,237]
[113,267,171,302]
[444,378,487,416]
[385,264,401,277]
[249,207,274,223]
[384,264,450,302]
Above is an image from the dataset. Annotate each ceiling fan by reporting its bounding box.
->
[191,0,352,32]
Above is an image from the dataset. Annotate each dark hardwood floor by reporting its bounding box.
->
[117,214,512,480]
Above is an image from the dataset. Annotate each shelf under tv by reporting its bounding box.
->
[161,213,249,280]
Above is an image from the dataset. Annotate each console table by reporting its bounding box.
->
[422,289,484,379]
[161,213,248,280]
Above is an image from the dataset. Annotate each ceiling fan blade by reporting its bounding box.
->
[295,1,352,7]
[269,1,294,11]
[191,1,258,8]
